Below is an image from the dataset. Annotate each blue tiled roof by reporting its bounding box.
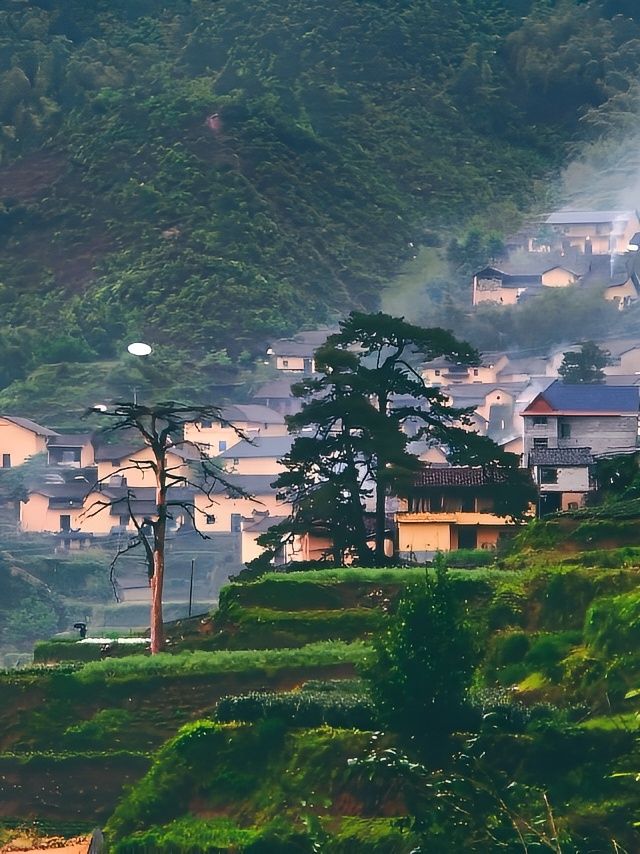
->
[540,380,639,413]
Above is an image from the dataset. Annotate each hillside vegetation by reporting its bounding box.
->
[2,0,640,414]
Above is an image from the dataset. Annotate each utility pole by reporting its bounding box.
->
[188,558,195,617]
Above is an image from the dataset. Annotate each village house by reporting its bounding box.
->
[218,435,293,476]
[422,354,508,387]
[529,447,595,516]
[47,433,95,468]
[472,260,580,306]
[20,481,196,543]
[395,467,517,560]
[183,404,288,455]
[544,209,640,255]
[521,381,639,460]
[0,416,58,468]
[266,328,335,373]
[602,339,640,376]
[252,377,303,416]
[94,442,197,488]
[194,473,291,536]
[472,246,639,310]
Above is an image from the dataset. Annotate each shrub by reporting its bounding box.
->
[63,708,134,749]
[524,632,582,681]
[492,631,530,666]
[364,568,475,746]
[216,689,377,729]
[585,590,640,657]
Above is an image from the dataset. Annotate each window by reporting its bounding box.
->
[567,502,579,510]
[2,454,10,468]
[233,458,239,466]
[533,416,547,426]
[540,468,558,484]
[119,514,130,526]
[230,513,242,533]
[473,368,479,376]
[218,440,227,452]
[206,514,216,525]
[282,359,289,367]
[60,514,71,532]
[533,438,548,449]
[200,418,213,428]
[435,369,441,376]
[559,421,571,439]
[461,496,476,512]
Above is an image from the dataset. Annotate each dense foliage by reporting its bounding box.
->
[2,1,640,411]
[365,566,475,750]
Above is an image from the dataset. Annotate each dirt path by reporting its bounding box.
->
[0,837,90,854]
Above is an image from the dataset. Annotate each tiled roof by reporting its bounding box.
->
[412,466,509,488]
[221,404,285,425]
[529,448,594,466]
[220,436,293,459]
[253,378,300,399]
[545,210,635,225]
[48,433,92,446]
[94,442,145,462]
[525,380,639,414]
[1,416,58,437]
[242,514,288,533]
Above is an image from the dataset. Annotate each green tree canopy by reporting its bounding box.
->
[364,563,475,751]
[263,312,534,566]
[559,341,611,383]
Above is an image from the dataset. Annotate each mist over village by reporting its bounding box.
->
[2,1,640,852]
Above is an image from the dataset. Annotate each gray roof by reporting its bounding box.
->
[209,472,281,497]
[48,433,92,447]
[220,436,293,459]
[253,378,300,399]
[1,416,58,437]
[221,404,285,425]
[529,448,594,467]
[242,513,287,532]
[94,442,145,462]
[269,339,316,358]
[546,210,636,225]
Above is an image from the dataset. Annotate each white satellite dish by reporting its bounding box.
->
[127,342,152,356]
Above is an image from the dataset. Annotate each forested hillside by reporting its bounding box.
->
[2,0,640,413]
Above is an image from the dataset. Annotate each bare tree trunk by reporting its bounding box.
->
[149,544,165,653]
[374,477,387,566]
[150,450,167,654]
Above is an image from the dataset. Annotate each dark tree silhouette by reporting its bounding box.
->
[85,401,248,653]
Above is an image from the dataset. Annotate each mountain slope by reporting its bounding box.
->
[1,0,640,409]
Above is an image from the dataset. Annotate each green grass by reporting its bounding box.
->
[72,641,370,685]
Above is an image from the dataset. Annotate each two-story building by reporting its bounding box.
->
[218,435,293,475]
[545,209,640,255]
[472,262,580,306]
[422,354,508,387]
[521,381,639,460]
[93,442,197,488]
[395,467,518,560]
[266,329,334,373]
[0,416,58,468]
[183,404,287,456]
[529,447,595,515]
[47,433,95,468]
